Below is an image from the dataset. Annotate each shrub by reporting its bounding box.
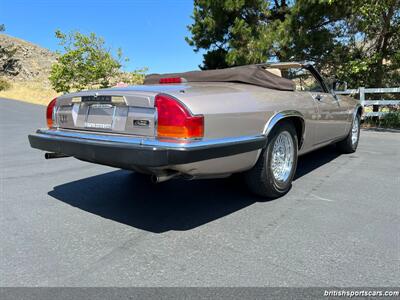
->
[0,78,11,91]
[50,30,146,92]
[111,67,148,86]
[379,111,400,129]
[364,111,400,129]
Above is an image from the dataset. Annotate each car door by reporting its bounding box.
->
[304,66,349,144]
[310,90,349,144]
[287,66,348,145]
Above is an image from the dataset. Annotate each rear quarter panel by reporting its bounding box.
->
[169,83,315,138]
[329,93,360,138]
[168,82,318,153]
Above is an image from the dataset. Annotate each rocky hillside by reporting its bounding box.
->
[0,34,59,104]
[0,34,57,81]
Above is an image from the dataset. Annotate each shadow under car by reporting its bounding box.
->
[48,145,341,233]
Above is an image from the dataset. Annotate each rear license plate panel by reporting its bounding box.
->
[85,104,115,129]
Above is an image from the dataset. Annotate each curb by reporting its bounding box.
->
[361,127,400,133]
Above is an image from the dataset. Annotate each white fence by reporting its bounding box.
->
[335,87,400,117]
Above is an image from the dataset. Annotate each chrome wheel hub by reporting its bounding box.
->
[351,117,359,145]
[271,131,294,182]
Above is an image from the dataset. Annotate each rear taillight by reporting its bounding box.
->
[46,98,57,128]
[155,94,204,139]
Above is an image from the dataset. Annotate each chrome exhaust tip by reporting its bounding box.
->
[151,172,180,183]
[44,152,69,159]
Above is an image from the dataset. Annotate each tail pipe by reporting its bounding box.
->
[151,172,180,183]
[45,152,69,159]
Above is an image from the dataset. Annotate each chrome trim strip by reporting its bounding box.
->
[35,129,267,151]
[263,110,305,134]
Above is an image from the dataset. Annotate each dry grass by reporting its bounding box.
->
[0,78,60,106]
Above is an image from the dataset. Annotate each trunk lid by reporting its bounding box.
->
[53,83,245,137]
[54,87,183,137]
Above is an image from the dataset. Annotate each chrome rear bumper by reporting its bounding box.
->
[28,129,267,168]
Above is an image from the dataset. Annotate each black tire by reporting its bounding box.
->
[244,122,298,199]
[336,114,361,154]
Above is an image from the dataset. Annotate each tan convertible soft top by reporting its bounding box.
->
[144,64,295,91]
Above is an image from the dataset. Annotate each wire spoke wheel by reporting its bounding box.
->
[244,122,298,198]
[270,131,294,183]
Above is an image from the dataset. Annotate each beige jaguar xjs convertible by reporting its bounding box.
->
[29,62,362,198]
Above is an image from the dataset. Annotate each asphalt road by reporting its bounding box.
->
[1,98,399,287]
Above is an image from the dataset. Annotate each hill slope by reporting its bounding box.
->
[0,34,59,105]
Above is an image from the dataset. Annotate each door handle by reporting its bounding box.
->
[314,94,322,101]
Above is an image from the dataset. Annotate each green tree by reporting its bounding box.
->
[113,67,148,86]
[336,0,400,88]
[0,23,18,91]
[186,0,273,69]
[186,0,347,70]
[0,23,20,76]
[49,30,145,92]
[186,0,400,88]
